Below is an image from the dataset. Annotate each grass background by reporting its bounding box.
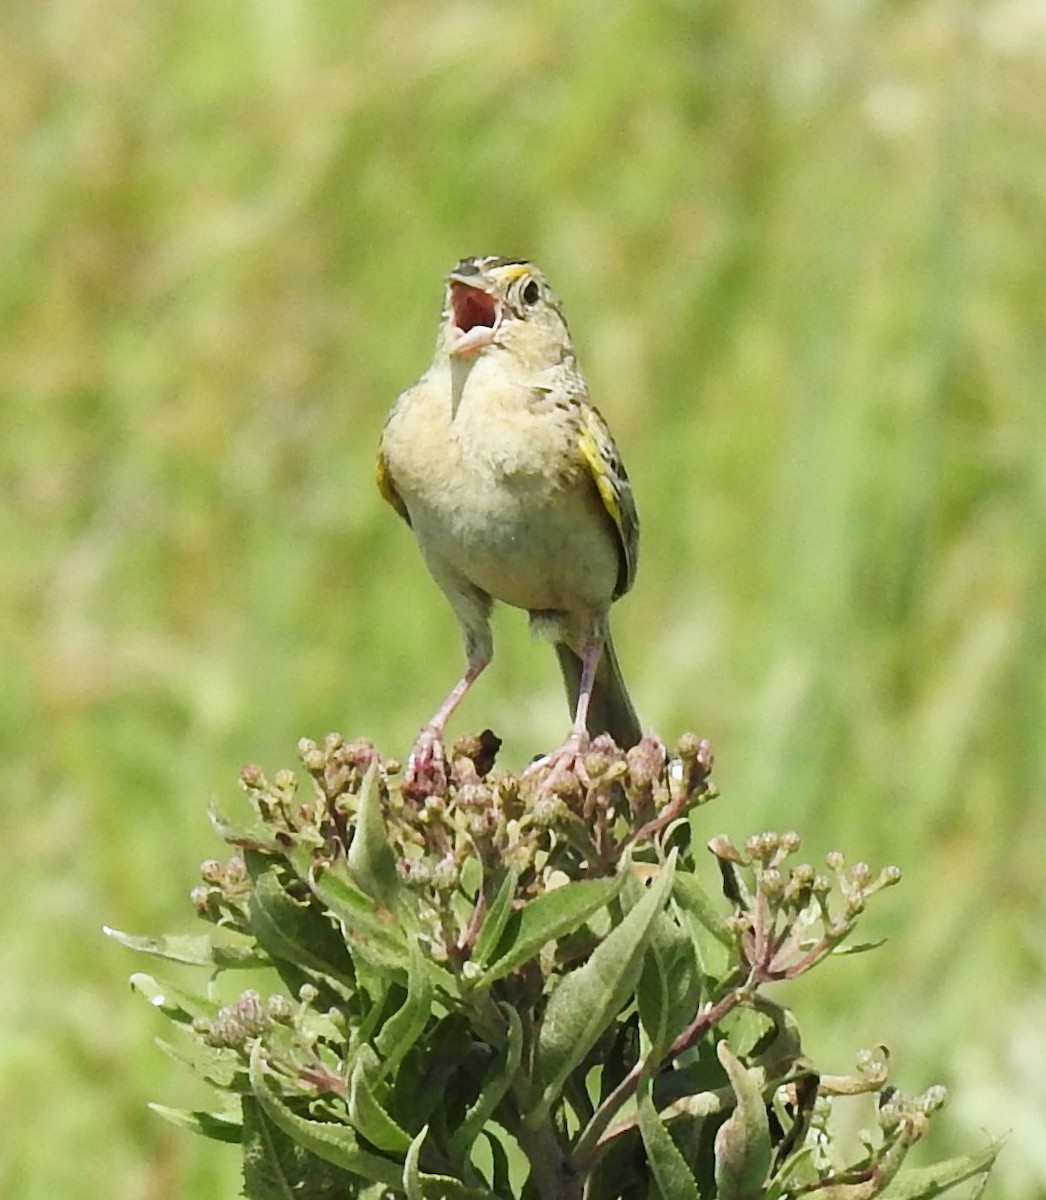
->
[2,1,1043,1195]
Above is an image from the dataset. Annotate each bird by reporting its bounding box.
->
[377,255,640,787]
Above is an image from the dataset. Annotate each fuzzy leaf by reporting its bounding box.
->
[374,939,433,1078]
[714,1042,771,1200]
[831,938,887,957]
[105,926,268,970]
[672,873,733,946]
[877,1140,1001,1199]
[725,1008,776,1062]
[482,872,627,987]
[209,802,285,855]
[472,868,519,967]
[242,1095,302,1200]
[309,862,411,973]
[636,1073,701,1200]
[744,996,804,1071]
[250,1044,490,1198]
[130,972,216,1024]
[347,760,400,904]
[155,1035,243,1091]
[403,1125,427,1200]
[484,1130,514,1198]
[349,1047,413,1153]
[242,1093,354,1200]
[406,1132,488,1200]
[248,863,356,991]
[530,853,676,1123]
[249,1043,403,1187]
[448,1005,523,1164]
[149,1103,242,1143]
[637,907,703,1057]
[637,935,673,1058]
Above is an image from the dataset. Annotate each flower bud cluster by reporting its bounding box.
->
[191,854,250,926]
[117,726,987,1200]
[190,983,348,1097]
[707,833,902,983]
[194,989,281,1049]
[412,732,710,945]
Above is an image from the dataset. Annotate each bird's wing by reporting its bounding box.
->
[576,400,639,599]
[375,446,411,525]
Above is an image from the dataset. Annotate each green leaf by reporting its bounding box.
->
[374,939,434,1078]
[347,760,400,904]
[209,802,285,855]
[242,1092,354,1200]
[877,1139,1002,1199]
[242,1094,302,1200]
[104,926,268,970]
[130,972,216,1024]
[636,1073,701,1200]
[587,1126,650,1200]
[248,863,356,991]
[472,868,519,967]
[349,1047,413,1153]
[530,853,677,1124]
[713,1042,771,1200]
[637,933,672,1059]
[409,1152,490,1200]
[672,873,732,947]
[723,1007,775,1062]
[149,1103,242,1143]
[403,1125,427,1200]
[249,1042,403,1187]
[308,862,411,974]
[483,1129,514,1198]
[831,938,887,957]
[745,996,804,1070]
[637,908,703,1058]
[482,872,627,987]
[155,1035,243,1090]
[252,1050,491,1200]
[447,1004,523,1164]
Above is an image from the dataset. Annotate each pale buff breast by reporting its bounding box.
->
[382,353,620,616]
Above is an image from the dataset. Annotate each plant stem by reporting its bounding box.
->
[517,1119,583,1200]
[570,987,746,1170]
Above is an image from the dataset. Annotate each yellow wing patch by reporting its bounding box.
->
[376,449,411,525]
[576,403,639,598]
[579,427,623,526]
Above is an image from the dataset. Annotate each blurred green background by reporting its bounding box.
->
[2,0,1043,1195]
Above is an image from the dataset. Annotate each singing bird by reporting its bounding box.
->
[377,256,640,784]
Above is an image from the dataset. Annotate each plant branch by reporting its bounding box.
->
[517,1114,583,1200]
[570,986,747,1170]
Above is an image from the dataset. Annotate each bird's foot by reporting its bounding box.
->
[403,726,448,799]
[524,730,592,792]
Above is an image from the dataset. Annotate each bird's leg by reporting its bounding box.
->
[405,653,488,793]
[569,637,602,738]
[526,638,603,786]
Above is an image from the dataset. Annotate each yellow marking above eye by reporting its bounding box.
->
[497,264,532,283]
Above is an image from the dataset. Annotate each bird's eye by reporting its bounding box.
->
[521,279,541,305]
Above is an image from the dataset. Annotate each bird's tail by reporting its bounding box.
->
[555,631,641,750]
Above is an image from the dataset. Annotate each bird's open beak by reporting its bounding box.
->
[446,277,500,356]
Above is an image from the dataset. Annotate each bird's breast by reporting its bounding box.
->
[382,361,617,614]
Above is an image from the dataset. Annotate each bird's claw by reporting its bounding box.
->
[403,727,449,798]
[524,731,592,792]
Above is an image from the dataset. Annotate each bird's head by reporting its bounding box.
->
[439,256,572,367]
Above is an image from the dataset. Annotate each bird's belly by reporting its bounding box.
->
[411,477,617,615]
